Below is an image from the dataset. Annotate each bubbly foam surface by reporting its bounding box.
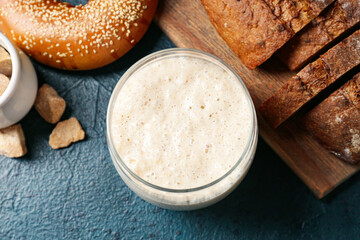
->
[111,56,252,189]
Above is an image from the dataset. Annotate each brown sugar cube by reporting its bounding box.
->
[0,46,12,77]
[0,74,9,96]
[35,84,66,124]
[0,124,27,158]
[49,117,85,149]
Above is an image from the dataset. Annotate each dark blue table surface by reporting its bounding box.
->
[1,10,360,240]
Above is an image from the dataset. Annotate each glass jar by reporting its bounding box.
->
[106,48,258,210]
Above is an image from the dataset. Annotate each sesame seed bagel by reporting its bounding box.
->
[0,0,158,70]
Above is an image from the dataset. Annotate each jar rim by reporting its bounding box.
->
[106,48,257,193]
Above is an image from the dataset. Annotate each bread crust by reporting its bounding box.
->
[260,30,360,128]
[278,0,360,70]
[201,0,334,69]
[303,73,360,164]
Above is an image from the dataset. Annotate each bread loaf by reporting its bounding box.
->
[278,0,360,71]
[303,73,360,164]
[260,29,360,128]
[201,0,335,69]
[0,0,158,70]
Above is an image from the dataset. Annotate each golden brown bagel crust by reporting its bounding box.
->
[0,0,158,70]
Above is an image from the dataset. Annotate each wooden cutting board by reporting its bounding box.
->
[155,0,360,198]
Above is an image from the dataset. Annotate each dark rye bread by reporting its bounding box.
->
[201,0,334,69]
[278,0,360,71]
[262,0,332,32]
[260,29,360,128]
[303,73,360,164]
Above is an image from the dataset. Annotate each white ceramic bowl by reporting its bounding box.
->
[0,32,38,128]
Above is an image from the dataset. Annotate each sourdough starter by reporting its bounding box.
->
[111,55,253,190]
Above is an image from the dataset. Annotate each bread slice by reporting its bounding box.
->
[260,29,360,128]
[303,73,360,164]
[278,0,360,71]
[262,0,332,32]
[201,0,334,69]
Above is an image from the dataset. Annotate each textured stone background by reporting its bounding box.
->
[1,2,360,239]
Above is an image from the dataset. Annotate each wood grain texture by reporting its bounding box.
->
[155,0,360,198]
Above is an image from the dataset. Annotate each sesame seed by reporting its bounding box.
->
[1,0,147,58]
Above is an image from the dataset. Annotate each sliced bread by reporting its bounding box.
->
[201,0,335,69]
[260,29,360,128]
[303,73,360,164]
[278,0,360,71]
